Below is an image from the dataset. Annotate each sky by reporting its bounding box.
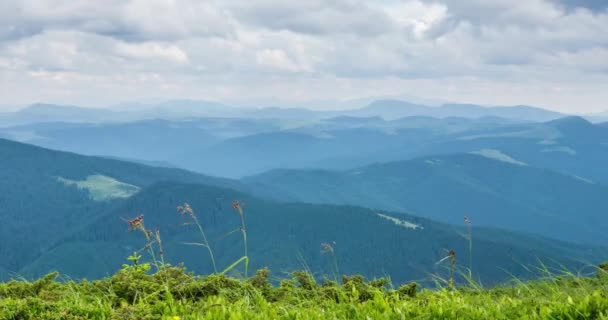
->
[0,0,607,113]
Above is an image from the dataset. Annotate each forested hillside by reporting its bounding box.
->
[0,138,240,275]
[245,153,608,245]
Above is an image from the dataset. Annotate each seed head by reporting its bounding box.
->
[127,214,145,231]
[448,250,456,264]
[232,200,243,215]
[320,242,335,255]
[177,203,195,217]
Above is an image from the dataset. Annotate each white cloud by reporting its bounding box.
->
[228,0,395,36]
[114,42,189,64]
[0,0,607,112]
[255,49,309,72]
[0,0,235,41]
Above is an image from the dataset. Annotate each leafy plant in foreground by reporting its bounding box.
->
[2,262,608,319]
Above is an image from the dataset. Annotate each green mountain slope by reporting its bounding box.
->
[21,182,608,285]
[2,138,606,286]
[244,153,608,245]
[0,138,241,274]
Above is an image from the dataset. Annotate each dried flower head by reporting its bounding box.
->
[232,200,243,215]
[177,203,194,217]
[436,249,457,265]
[127,214,145,231]
[320,241,336,255]
[448,250,456,264]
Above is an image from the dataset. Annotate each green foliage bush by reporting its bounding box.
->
[1,264,608,319]
[598,261,608,279]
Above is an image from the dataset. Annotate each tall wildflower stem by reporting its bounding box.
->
[233,201,249,277]
[436,249,457,288]
[127,214,162,271]
[241,214,248,261]
[464,216,473,277]
[178,203,218,273]
[192,214,217,273]
[155,228,165,267]
[321,242,339,281]
[449,250,456,288]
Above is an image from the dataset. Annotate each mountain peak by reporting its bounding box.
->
[547,116,593,129]
[365,99,425,109]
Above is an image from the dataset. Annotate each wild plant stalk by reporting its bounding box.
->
[449,250,456,288]
[154,228,165,267]
[177,203,218,273]
[464,216,473,277]
[436,249,457,288]
[321,242,340,280]
[127,214,163,271]
[231,200,249,277]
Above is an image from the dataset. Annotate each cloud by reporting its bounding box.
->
[229,0,395,36]
[0,0,607,112]
[0,0,235,41]
[115,42,189,64]
[255,49,310,72]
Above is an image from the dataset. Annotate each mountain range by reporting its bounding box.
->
[4,114,605,181]
[0,99,566,128]
[1,138,606,285]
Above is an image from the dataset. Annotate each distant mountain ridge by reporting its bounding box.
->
[350,100,565,121]
[0,99,567,127]
[3,114,605,180]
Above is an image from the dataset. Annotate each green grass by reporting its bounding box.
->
[1,263,607,319]
[57,175,140,201]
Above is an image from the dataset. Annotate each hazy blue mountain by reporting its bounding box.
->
[0,101,243,126]
[151,100,234,116]
[1,120,218,159]
[20,181,608,285]
[180,115,606,179]
[1,99,567,129]
[174,128,431,177]
[247,106,324,120]
[0,118,283,164]
[244,153,608,245]
[171,116,529,177]
[349,100,565,121]
[295,116,608,185]
[0,104,122,126]
[317,115,520,134]
[398,116,608,184]
[3,113,603,183]
[348,100,431,120]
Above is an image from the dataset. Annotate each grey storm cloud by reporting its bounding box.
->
[0,0,607,113]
